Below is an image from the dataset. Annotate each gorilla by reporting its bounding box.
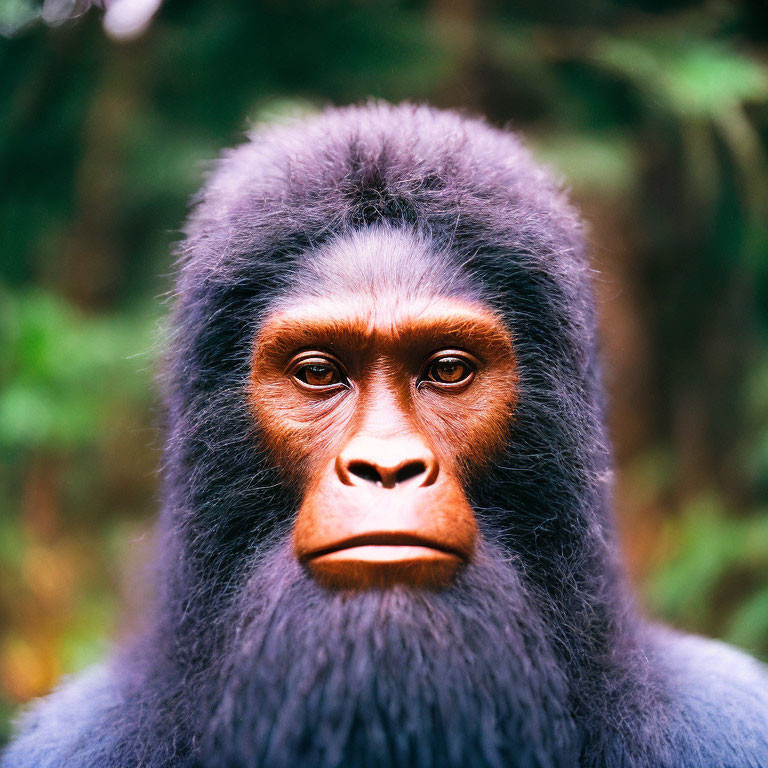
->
[3,103,768,768]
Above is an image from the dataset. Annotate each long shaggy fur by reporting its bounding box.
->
[3,102,768,768]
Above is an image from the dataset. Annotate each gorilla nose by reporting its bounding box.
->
[336,436,439,489]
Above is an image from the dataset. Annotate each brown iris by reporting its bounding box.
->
[290,355,346,391]
[422,353,476,388]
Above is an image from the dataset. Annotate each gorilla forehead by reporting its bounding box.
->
[278,226,481,307]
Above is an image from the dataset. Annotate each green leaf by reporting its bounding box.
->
[594,37,768,119]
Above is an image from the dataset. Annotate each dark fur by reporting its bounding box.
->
[4,103,768,768]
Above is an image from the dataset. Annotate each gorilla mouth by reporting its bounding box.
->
[301,533,466,589]
[302,531,467,561]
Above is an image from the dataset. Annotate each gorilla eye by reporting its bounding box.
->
[420,352,477,389]
[289,354,347,392]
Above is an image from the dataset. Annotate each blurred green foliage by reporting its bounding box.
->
[0,291,155,449]
[1,0,767,744]
[647,493,768,650]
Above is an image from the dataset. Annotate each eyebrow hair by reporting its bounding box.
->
[254,301,513,359]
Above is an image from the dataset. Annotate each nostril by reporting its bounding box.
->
[347,461,383,485]
[345,459,428,487]
[395,460,427,485]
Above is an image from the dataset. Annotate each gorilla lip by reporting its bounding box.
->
[301,532,467,589]
[300,532,468,563]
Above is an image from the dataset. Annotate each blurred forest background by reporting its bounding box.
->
[2,0,768,743]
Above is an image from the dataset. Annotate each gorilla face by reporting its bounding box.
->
[250,227,516,589]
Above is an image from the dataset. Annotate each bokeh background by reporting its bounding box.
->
[2,0,768,743]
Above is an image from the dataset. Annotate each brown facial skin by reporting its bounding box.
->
[249,293,517,589]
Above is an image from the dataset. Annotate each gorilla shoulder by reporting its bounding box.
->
[1,664,122,768]
[656,629,768,766]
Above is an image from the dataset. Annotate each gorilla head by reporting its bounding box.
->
[161,103,605,767]
[4,103,768,768]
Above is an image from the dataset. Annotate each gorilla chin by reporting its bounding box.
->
[199,541,577,768]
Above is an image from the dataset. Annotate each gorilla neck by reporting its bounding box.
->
[192,543,580,768]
